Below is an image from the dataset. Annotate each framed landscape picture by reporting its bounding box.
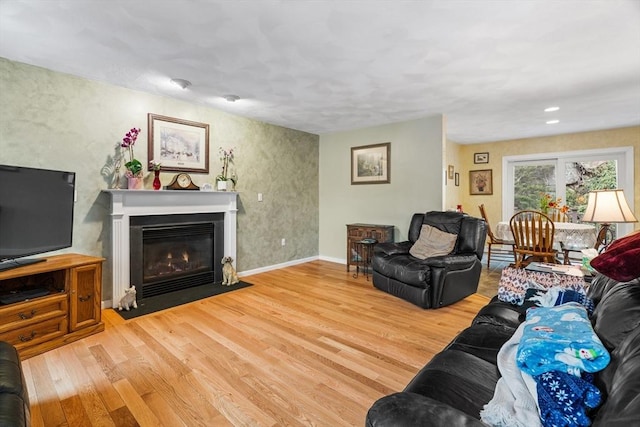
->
[470,169,493,195]
[351,142,390,184]
[147,113,210,173]
[474,152,489,164]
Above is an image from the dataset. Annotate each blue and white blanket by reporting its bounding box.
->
[516,303,610,376]
[526,287,595,315]
[481,323,542,427]
[535,371,601,427]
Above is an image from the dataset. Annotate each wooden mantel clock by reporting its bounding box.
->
[165,173,200,190]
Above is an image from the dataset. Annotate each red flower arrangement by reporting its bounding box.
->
[540,193,569,215]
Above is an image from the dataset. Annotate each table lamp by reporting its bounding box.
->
[581,189,638,250]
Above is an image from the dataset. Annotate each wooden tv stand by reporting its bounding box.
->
[0,253,105,359]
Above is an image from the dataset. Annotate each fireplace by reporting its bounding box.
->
[104,190,237,308]
[130,213,224,300]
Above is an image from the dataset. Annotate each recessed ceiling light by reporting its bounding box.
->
[223,94,240,102]
[546,119,560,124]
[544,106,560,112]
[170,78,192,89]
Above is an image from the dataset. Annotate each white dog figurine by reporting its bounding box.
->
[221,256,239,286]
[118,285,137,311]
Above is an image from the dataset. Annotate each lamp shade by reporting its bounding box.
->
[582,189,638,223]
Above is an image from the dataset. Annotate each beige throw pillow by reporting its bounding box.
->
[409,224,457,260]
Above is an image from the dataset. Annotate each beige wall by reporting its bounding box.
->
[445,139,464,211]
[319,116,445,262]
[445,126,640,230]
[0,58,320,301]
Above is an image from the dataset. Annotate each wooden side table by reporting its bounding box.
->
[346,223,394,272]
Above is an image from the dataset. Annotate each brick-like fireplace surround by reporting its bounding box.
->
[104,190,237,307]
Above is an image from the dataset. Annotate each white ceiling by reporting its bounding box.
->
[1,0,639,143]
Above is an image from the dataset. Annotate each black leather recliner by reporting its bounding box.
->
[371,211,487,309]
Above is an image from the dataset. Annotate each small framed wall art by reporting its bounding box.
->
[351,142,390,184]
[454,172,460,187]
[148,113,210,173]
[447,165,454,179]
[469,169,493,195]
[474,152,489,164]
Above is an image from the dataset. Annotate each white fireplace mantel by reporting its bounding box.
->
[103,189,238,307]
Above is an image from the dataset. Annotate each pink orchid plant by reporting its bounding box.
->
[121,127,142,177]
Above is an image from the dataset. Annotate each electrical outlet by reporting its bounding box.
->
[258,193,263,202]
[281,238,286,246]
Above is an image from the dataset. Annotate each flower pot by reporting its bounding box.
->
[152,171,161,190]
[127,177,143,190]
[217,180,227,191]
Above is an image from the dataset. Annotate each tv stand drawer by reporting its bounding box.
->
[0,294,67,334]
[1,316,68,350]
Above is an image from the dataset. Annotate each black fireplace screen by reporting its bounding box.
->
[142,223,213,282]
[130,213,224,299]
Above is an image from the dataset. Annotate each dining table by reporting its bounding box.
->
[495,221,597,250]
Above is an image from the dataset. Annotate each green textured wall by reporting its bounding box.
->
[0,58,319,301]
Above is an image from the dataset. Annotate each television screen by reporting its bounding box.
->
[0,165,75,271]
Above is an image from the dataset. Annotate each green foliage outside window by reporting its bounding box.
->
[514,160,617,217]
[514,165,556,211]
[565,161,616,216]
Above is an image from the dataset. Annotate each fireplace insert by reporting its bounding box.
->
[130,213,224,300]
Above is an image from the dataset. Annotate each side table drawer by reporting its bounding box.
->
[370,229,389,241]
[0,294,68,334]
[348,228,365,239]
[1,316,68,350]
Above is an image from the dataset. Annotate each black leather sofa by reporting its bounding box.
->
[0,341,30,427]
[371,211,487,309]
[366,271,640,426]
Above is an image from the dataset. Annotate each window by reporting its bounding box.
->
[504,147,635,238]
[513,160,556,212]
[563,159,617,222]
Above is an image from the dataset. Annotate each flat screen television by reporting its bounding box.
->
[0,165,76,272]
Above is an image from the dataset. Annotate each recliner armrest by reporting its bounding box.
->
[423,254,479,270]
[373,241,412,256]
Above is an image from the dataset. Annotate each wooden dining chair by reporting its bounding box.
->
[549,208,570,223]
[478,204,516,268]
[509,210,558,268]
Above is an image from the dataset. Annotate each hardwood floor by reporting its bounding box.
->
[477,250,512,298]
[22,260,489,427]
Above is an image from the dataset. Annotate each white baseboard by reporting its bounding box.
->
[318,255,346,265]
[238,256,320,277]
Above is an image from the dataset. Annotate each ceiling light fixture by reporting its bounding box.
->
[544,106,560,112]
[223,94,240,102]
[546,119,560,124]
[170,78,192,89]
